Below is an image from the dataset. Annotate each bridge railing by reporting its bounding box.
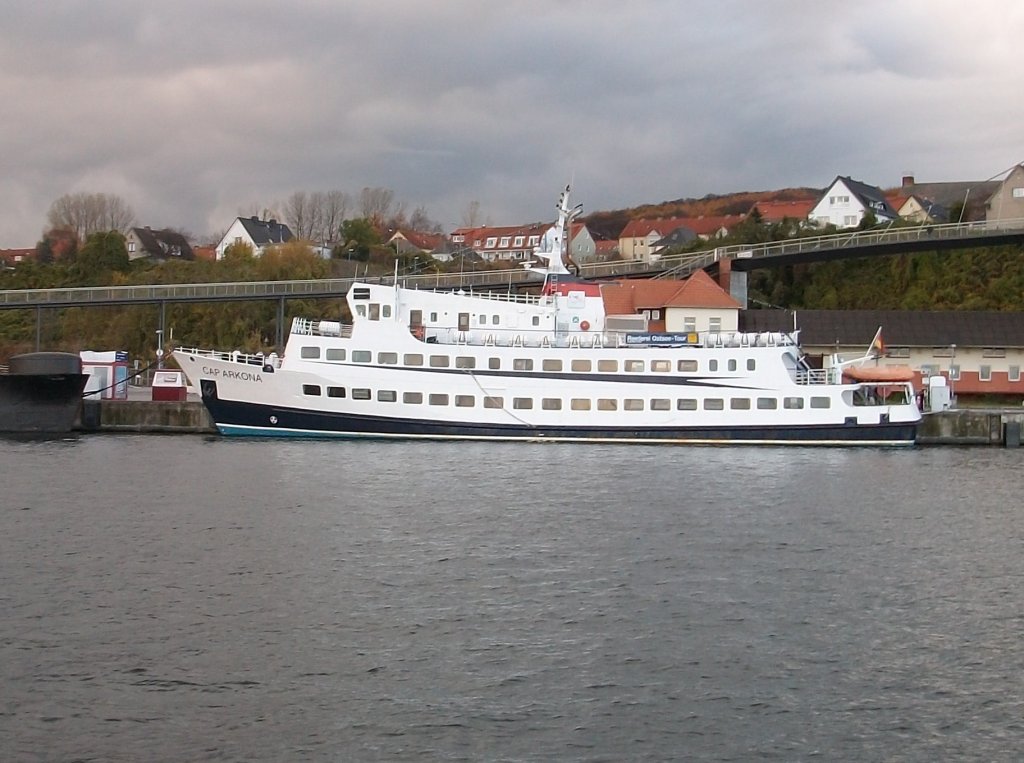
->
[2,218,1023,307]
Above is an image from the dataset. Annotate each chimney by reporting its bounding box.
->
[902,175,915,188]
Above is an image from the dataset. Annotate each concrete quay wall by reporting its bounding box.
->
[78,399,216,434]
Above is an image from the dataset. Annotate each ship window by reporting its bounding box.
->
[651,398,671,411]
[429,355,450,367]
[704,398,724,410]
[455,395,475,407]
[542,398,562,410]
[377,390,397,402]
[543,359,562,372]
[378,352,398,365]
[678,359,698,372]
[624,360,644,373]
[429,393,449,405]
[410,309,422,326]
[513,397,533,410]
[489,357,501,370]
[783,397,804,409]
[757,398,777,409]
[430,312,438,322]
[300,346,320,359]
[479,315,487,325]
[458,313,470,331]
[598,359,617,372]
[303,384,321,396]
[484,396,503,408]
[352,388,371,400]
[404,353,423,366]
[677,398,698,410]
[352,350,371,363]
[980,365,992,381]
[382,305,392,318]
[708,359,718,372]
[727,359,737,372]
[326,348,345,361]
[730,398,750,410]
[571,359,592,372]
[352,288,370,300]
[747,359,756,371]
[571,398,591,411]
[513,358,534,371]
[624,398,643,411]
[651,360,671,373]
[810,397,830,408]
[369,304,380,321]
[355,305,366,317]
[455,356,476,369]
[327,386,346,398]
[403,391,422,404]
[532,316,540,326]
[597,399,618,411]
[492,315,500,325]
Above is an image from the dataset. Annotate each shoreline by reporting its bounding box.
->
[74,390,1023,446]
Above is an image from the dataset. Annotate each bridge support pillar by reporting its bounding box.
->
[717,258,748,308]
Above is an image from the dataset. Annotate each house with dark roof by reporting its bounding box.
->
[985,163,1024,227]
[740,309,1024,399]
[809,176,899,229]
[884,193,948,224]
[215,216,294,259]
[896,174,998,222]
[125,227,194,262]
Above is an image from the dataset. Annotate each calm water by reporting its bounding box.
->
[1,436,1022,762]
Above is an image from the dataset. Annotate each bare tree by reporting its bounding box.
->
[318,190,350,244]
[284,191,314,240]
[461,200,482,228]
[46,192,136,240]
[409,205,440,233]
[359,187,395,228]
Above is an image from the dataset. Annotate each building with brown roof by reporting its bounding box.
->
[601,270,741,333]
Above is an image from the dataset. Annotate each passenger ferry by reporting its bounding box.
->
[174,189,920,445]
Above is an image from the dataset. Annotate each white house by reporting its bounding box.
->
[809,176,899,229]
[215,217,294,260]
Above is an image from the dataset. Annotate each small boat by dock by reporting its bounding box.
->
[0,352,90,434]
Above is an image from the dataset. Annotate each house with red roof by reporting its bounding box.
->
[450,221,596,264]
[601,270,741,333]
[752,199,816,225]
[618,215,744,263]
[385,228,448,256]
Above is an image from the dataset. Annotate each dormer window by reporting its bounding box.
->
[485,237,496,248]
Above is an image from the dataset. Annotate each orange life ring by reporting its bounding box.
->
[580,320,590,331]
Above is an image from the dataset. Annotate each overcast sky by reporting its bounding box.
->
[1,0,1021,247]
